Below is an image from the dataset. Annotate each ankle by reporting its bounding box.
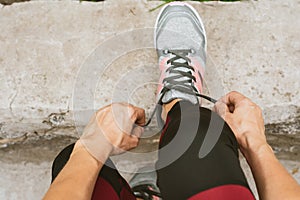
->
[161,99,181,122]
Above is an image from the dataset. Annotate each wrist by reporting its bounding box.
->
[237,130,268,154]
[71,141,108,169]
[241,142,273,162]
[77,138,111,164]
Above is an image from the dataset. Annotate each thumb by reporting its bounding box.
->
[214,101,230,120]
[131,126,144,138]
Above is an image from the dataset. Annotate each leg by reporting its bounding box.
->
[52,143,136,200]
[153,3,255,199]
[156,100,254,199]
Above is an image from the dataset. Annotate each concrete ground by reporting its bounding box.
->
[0,0,299,199]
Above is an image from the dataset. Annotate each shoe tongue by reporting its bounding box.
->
[170,53,186,63]
[168,54,192,81]
[168,68,191,83]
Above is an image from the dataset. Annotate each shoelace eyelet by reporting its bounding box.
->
[163,49,168,55]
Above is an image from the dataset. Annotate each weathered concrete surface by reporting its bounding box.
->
[0,0,299,139]
[0,0,299,199]
[0,137,76,200]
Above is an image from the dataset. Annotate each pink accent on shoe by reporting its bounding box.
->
[156,57,170,98]
[190,57,205,93]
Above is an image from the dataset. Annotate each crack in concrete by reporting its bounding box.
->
[0,122,4,134]
[0,132,28,148]
[8,90,18,119]
[7,75,23,121]
[0,124,77,148]
[265,115,300,136]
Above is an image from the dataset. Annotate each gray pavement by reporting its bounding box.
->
[0,0,299,199]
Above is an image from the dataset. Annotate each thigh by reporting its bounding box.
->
[156,101,251,199]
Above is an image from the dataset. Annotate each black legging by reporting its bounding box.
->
[51,101,253,199]
[156,101,251,199]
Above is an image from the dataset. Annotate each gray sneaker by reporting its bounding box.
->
[154,2,207,105]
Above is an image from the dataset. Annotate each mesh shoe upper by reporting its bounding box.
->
[155,2,207,66]
[154,2,207,105]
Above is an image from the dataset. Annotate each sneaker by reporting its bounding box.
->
[154,2,207,105]
[129,166,161,200]
[143,2,216,127]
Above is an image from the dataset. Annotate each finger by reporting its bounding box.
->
[219,91,246,113]
[126,134,140,150]
[112,133,140,151]
[214,101,230,119]
[225,91,247,105]
[131,126,144,138]
[132,106,146,126]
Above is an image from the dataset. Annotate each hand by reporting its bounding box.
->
[80,103,145,162]
[213,91,268,155]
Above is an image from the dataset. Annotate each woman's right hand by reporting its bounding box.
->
[213,91,268,156]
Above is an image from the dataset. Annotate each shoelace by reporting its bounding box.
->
[132,184,162,200]
[143,50,217,127]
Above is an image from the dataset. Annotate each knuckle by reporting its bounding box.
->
[96,107,108,118]
[132,109,138,119]
[229,91,242,98]
[230,91,239,95]
[125,105,135,116]
[240,98,252,106]
[132,137,139,147]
